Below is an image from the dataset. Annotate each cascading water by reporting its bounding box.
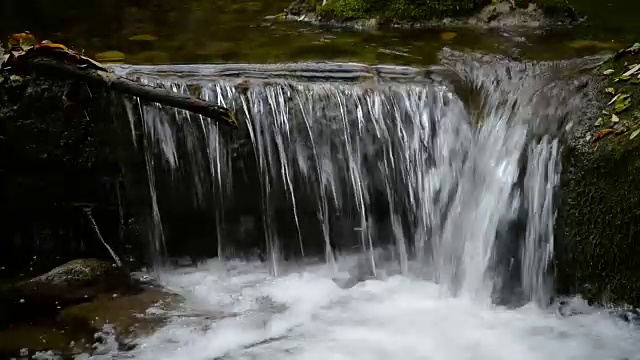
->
[105,52,639,360]
[117,52,582,303]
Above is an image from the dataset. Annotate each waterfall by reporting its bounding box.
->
[113,52,598,305]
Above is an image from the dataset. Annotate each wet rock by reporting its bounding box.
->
[283,0,577,28]
[0,73,145,281]
[470,1,547,27]
[0,259,139,327]
[15,259,134,306]
[468,0,577,27]
[555,44,640,308]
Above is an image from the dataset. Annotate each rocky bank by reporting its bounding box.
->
[0,259,178,358]
[555,43,640,308]
[283,0,578,28]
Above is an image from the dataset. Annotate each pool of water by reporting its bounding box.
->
[0,0,637,66]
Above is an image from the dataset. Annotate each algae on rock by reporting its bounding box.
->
[556,137,640,307]
[288,0,490,22]
[555,45,640,308]
[287,0,576,23]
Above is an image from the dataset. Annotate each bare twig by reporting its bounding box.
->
[83,208,123,267]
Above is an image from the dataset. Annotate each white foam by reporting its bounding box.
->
[126,259,640,360]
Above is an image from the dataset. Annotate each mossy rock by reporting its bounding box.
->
[287,0,577,23]
[8,259,136,317]
[514,0,576,20]
[23,259,128,287]
[555,45,640,307]
[291,0,492,22]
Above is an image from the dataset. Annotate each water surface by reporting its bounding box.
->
[1,0,637,65]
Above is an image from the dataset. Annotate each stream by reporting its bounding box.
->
[97,52,640,359]
[3,0,640,359]
[120,257,640,360]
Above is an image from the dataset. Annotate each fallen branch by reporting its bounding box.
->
[23,58,238,128]
[83,207,123,267]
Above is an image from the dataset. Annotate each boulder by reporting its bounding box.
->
[555,44,640,307]
[1,259,137,327]
[0,73,147,280]
[284,0,577,27]
[15,259,134,305]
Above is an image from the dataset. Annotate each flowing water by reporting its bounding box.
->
[117,258,639,360]
[88,51,640,359]
[2,0,639,66]
[2,1,640,358]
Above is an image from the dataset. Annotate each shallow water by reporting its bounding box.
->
[120,257,640,360]
[0,0,637,66]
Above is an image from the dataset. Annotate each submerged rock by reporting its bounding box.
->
[59,288,179,338]
[0,258,177,357]
[0,287,178,358]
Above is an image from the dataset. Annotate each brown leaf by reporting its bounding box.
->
[8,32,37,50]
[592,128,616,143]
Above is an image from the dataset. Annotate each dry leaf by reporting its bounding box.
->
[440,32,457,41]
[592,128,616,142]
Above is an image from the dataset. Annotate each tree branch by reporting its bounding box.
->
[24,58,239,128]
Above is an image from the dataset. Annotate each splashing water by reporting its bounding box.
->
[103,52,639,360]
[125,258,639,360]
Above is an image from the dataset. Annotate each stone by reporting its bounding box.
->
[14,259,134,306]
[555,45,640,308]
[283,0,577,28]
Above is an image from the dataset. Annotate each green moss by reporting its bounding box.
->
[514,0,576,19]
[315,0,491,22]
[293,0,577,22]
[556,138,640,306]
[555,47,640,307]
